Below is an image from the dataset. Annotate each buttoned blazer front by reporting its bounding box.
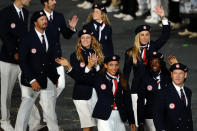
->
[19,29,59,89]
[70,50,99,100]
[0,4,29,64]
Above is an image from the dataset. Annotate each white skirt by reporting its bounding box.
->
[73,88,97,128]
[97,110,126,131]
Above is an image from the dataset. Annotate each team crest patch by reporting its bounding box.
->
[83,29,86,33]
[143,26,147,29]
[100,84,106,90]
[153,52,157,55]
[147,85,153,91]
[169,103,175,109]
[40,11,43,15]
[95,4,97,7]
[80,62,85,68]
[176,64,180,68]
[112,56,116,60]
[31,48,37,54]
[11,23,16,29]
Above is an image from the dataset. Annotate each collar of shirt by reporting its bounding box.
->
[172,82,188,106]
[106,72,119,81]
[34,28,49,51]
[172,82,185,97]
[44,9,54,21]
[13,3,24,19]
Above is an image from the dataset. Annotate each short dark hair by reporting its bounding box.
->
[40,0,48,5]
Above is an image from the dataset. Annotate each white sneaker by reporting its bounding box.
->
[106,6,119,12]
[113,13,126,19]
[123,15,134,21]
[82,2,92,9]
[145,17,159,24]
[101,0,106,4]
[77,1,87,8]
[189,32,197,38]
[178,29,192,36]
[1,121,14,131]
[135,9,148,16]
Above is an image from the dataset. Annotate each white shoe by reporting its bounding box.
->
[189,32,197,38]
[1,121,14,131]
[123,15,134,21]
[145,17,159,24]
[113,13,126,19]
[101,0,106,4]
[178,29,192,36]
[82,2,92,9]
[135,9,148,16]
[77,1,87,8]
[106,6,119,12]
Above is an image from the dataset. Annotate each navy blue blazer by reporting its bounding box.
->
[84,21,114,57]
[68,69,135,125]
[137,71,171,124]
[46,11,75,58]
[0,4,29,64]
[19,29,59,89]
[123,24,171,93]
[153,83,193,131]
[70,48,99,100]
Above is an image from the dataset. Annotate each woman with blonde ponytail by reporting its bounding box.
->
[123,5,171,129]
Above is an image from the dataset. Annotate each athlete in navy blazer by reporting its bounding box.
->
[153,63,193,131]
[19,19,59,89]
[0,1,30,130]
[84,4,114,57]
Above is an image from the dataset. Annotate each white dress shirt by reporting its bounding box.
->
[35,28,49,51]
[13,3,24,20]
[173,82,188,106]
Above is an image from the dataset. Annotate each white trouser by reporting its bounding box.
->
[131,94,138,127]
[144,119,156,131]
[73,88,97,128]
[0,61,21,123]
[150,0,161,18]
[29,66,66,126]
[56,66,66,97]
[137,0,148,10]
[97,110,126,131]
[15,78,59,131]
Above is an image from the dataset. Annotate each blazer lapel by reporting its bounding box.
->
[170,84,186,109]
[10,5,21,22]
